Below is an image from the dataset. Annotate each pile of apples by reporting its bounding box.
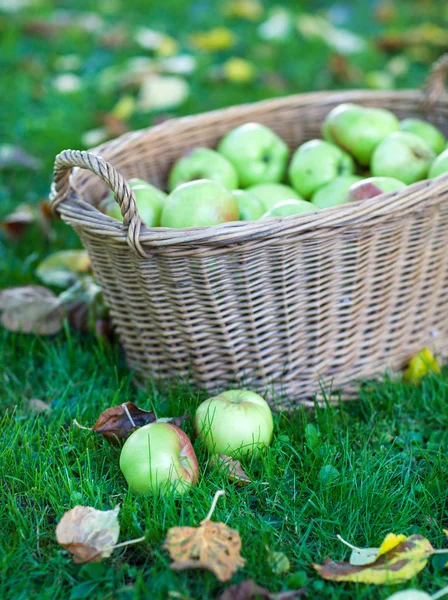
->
[119,390,274,496]
[99,103,448,228]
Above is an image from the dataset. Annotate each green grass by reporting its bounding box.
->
[2,0,448,598]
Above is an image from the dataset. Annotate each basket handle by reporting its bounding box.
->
[50,149,148,258]
[424,53,448,111]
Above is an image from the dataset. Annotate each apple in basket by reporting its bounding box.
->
[246,183,302,211]
[218,122,289,187]
[232,190,265,221]
[322,103,400,165]
[371,132,435,185]
[119,422,199,496]
[399,118,446,155]
[261,199,316,218]
[160,179,238,228]
[348,176,406,201]
[195,389,274,458]
[429,148,448,178]
[288,139,354,199]
[99,178,167,227]
[311,175,362,209]
[168,147,239,191]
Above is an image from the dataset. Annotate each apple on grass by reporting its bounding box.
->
[399,118,445,155]
[99,178,167,227]
[195,390,274,458]
[233,190,265,221]
[311,175,362,209]
[371,132,435,185]
[119,422,199,496]
[168,147,239,191]
[288,139,354,199]
[322,103,399,166]
[218,122,289,187]
[246,183,302,211]
[261,199,316,218]
[348,176,406,201]
[429,148,448,178]
[160,179,239,228]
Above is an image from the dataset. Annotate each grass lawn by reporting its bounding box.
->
[2,1,448,598]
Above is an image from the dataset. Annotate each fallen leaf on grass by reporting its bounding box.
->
[314,534,433,584]
[385,591,431,600]
[189,27,235,52]
[219,579,306,600]
[164,490,245,582]
[0,286,63,335]
[74,402,189,444]
[337,532,407,566]
[56,505,120,563]
[297,14,366,54]
[223,0,263,21]
[403,348,440,384]
[266,546,290,575]
[137,75,189,112]
[0,144,41,170]
[28,399,52,414]
[1,201,53,240]
[222,58,256,84]
[36,250,91,288]
[211,454,251,485]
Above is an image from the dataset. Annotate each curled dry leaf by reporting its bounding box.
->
[219,579,306,600]
[74,402,189,445]
[0,285,63,335]
[56,505,120,563]
[314,534,433,584]
[1,201,53,240]
[164,490,245,582]
[211,454,251,486]
[36,250,91,289]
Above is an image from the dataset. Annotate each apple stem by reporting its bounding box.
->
[110,536,146,550]
[432,585,448,599]
[122,403,136,428]
[73,419,92,431]
[203,490,225,522]
[336,534,362,552]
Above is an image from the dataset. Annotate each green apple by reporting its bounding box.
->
[429,148,448,178]
[322,103,399,165]
[99,178,167,227]
[261,199,316,218]
[160,179,239,228]
[218,122,289,187]
[195,389,273,458]
[399,118,445,155]
[348,176,406,201]
[168,147,239,191]
[311,175,362,209]
[288,139,354,199]
[119,422,199,496]
[371,132,435,185]
[247,183,302,211]
[233,190,265,221]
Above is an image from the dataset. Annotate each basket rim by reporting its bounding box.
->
[56,88,448,250]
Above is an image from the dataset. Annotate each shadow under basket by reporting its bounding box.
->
[50,88,448,409]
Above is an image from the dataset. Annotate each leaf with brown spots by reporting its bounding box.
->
[74,402,188,445]
[164,490,245,582]
[219,579,306,600]
[211,454,251,486]
[314,535,433,584]
[0,285,63,335]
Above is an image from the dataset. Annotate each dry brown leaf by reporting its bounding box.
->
[211,454,251,486]
[56,505,120,563]
[314,535,433,584]
[219,579,306,600]
[1,201,53,240]
[164,490,245,582]
[74,402,188,445]
[0,286,63,335]
[28,399,52,414]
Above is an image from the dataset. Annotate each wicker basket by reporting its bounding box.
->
[50,60,448,409]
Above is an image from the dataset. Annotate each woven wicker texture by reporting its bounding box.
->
[50,83,448,409]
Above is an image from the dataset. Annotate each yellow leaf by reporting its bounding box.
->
[403,348,440,384]
[314,535,433,584]
[163,490,245,582]
[222,58,256,84]
[223,0,263,21]
[337,533,406,566]
[156,36,179,57]
[111,95,136,120]
[378,533,407,557]
[189,27,235,52]
[36,250,91,288]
